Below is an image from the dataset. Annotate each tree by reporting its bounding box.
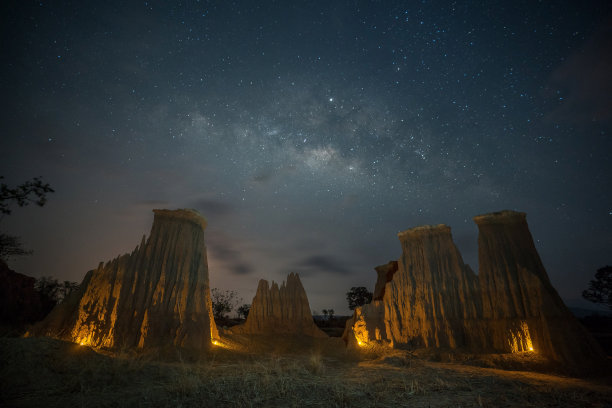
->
[0,176,54,215]
[582,266,612,310]
[321,308,334,321]
[346,286,373,310]
[211,288,240,319]
[0,176,54,261]
[34,277,79,304]
[237,303,251,319]
[0,234,32,260]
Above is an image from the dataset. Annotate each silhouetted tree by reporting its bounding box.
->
[346,286,373,310]
[0,176,54,261]
[34,276,79,304]
[237,303,251,319]
[211,288,240,319]
[583,266,612,310]
[321,308,335,321]
[0,234,32,260]
[0,176,54,215]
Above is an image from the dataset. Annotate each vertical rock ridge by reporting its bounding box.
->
[230,273,327,338]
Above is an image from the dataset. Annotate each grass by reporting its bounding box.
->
[1,336,611,407]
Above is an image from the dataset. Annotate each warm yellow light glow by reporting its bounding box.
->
[80,341,85,346]
[211,339,234,349]
[508,321,534,353]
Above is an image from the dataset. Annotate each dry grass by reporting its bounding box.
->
[1,336,611,408]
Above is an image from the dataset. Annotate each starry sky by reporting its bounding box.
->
[1,1,611,315]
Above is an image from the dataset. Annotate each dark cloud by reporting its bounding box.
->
[206,230,255,276]
[191,198,234,218]
[231,263,253,275]
[295,255,351,276]
[546,19,612,124]
[134,200,171,207]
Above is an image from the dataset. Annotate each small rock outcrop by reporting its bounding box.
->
[476,210,604,371]
[231,273,326,338]
[31,209,218,350]
[0,261,55,333]
[373,261,398,301]
[344,210,606,374]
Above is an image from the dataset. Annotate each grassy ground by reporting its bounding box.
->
[1,336,611,408]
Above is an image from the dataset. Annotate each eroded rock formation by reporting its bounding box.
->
[344,210,605,374]
[230,273,326,338]
[373,261,398,301]
[31,209,218,350]
[476,210,604,371]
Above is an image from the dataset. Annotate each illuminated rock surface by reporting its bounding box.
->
[476,210,604,371]
[345,210,605,374]
[230,273,327,338]
[31,209,218,350]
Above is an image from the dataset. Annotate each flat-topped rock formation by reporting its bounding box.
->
[345,225,485,349]
[344,210,605,374]
[231,273,326,338]
[387,225,485,349]
[475,210,604,371]
[30,209,218,350]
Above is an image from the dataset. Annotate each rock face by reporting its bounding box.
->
[476,210,604,371]
[31,209,218,350]
[384,225,485,349]
[344,210,605,373]
[231,273,326,338]
[344,226,485,349]
[0,261,54,333]
[373,261,398,301]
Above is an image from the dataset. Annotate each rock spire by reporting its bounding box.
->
[231,273,326,338]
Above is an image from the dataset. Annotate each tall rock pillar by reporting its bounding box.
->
[31,209,219,351]
[384,225,485,349]
[475,210,604,372]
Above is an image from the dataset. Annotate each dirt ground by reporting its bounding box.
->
[1,336,611,408]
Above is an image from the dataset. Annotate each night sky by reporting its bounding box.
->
[1,1,611,314]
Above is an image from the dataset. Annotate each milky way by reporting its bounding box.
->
[1,1,611,313]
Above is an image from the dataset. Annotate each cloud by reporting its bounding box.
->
[191,198,234,218]
[546,19,612,124]
[231,263,253,275]
[293,254,351,276]
[206,230,255,276]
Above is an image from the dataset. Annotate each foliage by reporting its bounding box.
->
[582,266,612,310]
[0,233,33,260]
[346,286,373,310]
[237,303,251,319]
[0,176,54,261]
[211,288,241,319]
[0,176,54,215]
[34,276,79,304]
[321,308,335,320]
